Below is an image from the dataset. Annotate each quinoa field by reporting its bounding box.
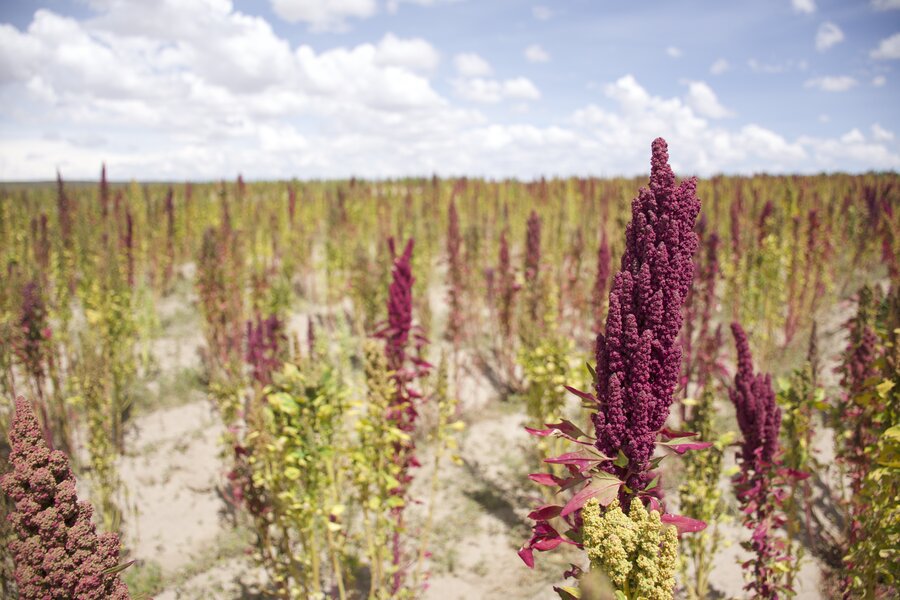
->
[1,144,898,598]
[1,2,899,599]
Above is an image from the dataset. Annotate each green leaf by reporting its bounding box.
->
[101,560,136,576]
[613,450,628,468]
[554,586,581,600]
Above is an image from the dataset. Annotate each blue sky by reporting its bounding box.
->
[0,0,898,180]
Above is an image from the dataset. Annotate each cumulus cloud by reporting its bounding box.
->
[271,0,376,31]
[375,33,440,73]
[0,4,897,180]
[792,0,816,14]
[453,77,541,103]
[871,32,900,59]
[815,22,844,51]
[872,75,887,86]
[453,52,492,77]
[748,58,808,73]
[524,44,550,63]
[666,46,682,58]
[872,123,895,141]
[804,75,858,92]
[683,81,734,119]
[872,0,900,10]
[710,58,730,75]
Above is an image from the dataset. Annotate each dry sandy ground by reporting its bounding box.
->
[112,279,860,598]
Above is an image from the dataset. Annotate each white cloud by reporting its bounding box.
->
[683,81,734,119]
[871,33,900,59]
[792,0,816,14]
[532,6,553,20]
[666,46,682,58]
[748,58,808,73]
[0,5,897,180]
[841,128,865,144]
[386,0,459,13]
[872,123,895,141]
[710,58,730,75]
[872,0,900,10]
[815,22,844,52]
[819,114,830,123]
[524,44,550,63]
[453,77,541,103]
[804,76,858,92]
[375,33,440,73]
[453,52,492,77]
[873,75,887,86]
[271,0,376,31]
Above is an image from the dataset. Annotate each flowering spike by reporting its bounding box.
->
[1,397,131,599]
[591,137,701,496]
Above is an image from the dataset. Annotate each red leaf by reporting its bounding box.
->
[525,423,594,445]
[529,473,562,486]
[528,505,563,520]
[658,428,699,440]
[560,473,622,517]
[518,547,535,569]
[564,385,596,403]
[778,467,810,480]
[533,537,563,551]
[545,448,611,472]
[660,441,714,454]
[545,419,591,440]
[661,513,707,533]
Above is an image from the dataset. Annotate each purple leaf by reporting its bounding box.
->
[658,427,699,440]
[529,473,563,486]
[661,513,707,533]
[564,385,596,403]
[546,419,591,440]
[659,440,714,454]
[533,537,563,551]
[560,473,623,517]
[518,546,535,569]
[528,505,563,520]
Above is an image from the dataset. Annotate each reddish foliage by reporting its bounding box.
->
[1,397,131,599]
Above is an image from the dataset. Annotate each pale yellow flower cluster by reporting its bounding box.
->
[582,498,678,600]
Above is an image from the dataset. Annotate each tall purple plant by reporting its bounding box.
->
[592,228,611,335]
[497,230,517,339]
[1,397,131,599]
[374,237,431,594]
[729,322,791,599]
[520,138,706,576]
[244,314,285,386]
[524,210,542,321]
[446,199,464,345]
[591,137,701,494]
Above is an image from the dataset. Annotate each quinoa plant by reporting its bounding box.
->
[839,286,899,599]
[0,397,131,599]
[729,322,796,599]
[520,139,706,600]
[352,341,406,598]
[246,362,350,599]
[579,497,678,600]
[592,228,610,336]
[775,325,825,588]
[373,237,432,595]
[445,198,464,347]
